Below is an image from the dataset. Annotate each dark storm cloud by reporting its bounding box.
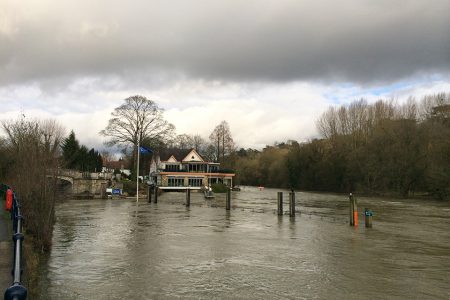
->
[0,0,449,87]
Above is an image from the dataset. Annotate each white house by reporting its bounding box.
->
[149,149,235,190]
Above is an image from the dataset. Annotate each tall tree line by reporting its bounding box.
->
[234,93,450,200]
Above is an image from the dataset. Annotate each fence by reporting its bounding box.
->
[1,184,27,300]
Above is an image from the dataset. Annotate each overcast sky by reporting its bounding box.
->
[1,0,449,149]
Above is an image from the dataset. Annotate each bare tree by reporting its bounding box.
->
[40,119,65,160]
[316,106,338,140]
[100,150,114,166]
[192,134,206,152]
[100,95,175,172]
[173,134,194,149]
[404,97,416,118]
[209,120,235,162]
[419,92,450,120]
[171,133,207,152]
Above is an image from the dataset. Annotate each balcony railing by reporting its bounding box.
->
[160,168,234,173]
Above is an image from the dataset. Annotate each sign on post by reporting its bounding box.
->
[112,188,122,195]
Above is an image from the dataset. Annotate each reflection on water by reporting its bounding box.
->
[38,187,450,299]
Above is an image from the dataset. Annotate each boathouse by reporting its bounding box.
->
[149,149,235,190]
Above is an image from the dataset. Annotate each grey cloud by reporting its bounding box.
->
[0,0,449,87]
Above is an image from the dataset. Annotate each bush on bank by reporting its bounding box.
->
[211,183,228,193]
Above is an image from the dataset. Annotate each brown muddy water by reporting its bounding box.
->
[36,187,450,299]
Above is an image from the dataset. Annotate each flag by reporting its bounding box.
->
[139,146,153,154]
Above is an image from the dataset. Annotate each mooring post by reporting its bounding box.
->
[226,187,231,210]
[353,195,358,226]
[147,185,152,203]
[289,192,295,217]
[364,208,373,228]
[277,192,283,215]
[349,193,354,226]
[186,188,191,207]
[154,187,158,204]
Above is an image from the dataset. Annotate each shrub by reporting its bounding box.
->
[211,183,229,193]
[122,180,137,196]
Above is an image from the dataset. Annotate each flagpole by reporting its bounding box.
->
[136,137,140,203]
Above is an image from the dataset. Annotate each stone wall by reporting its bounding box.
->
[72,179,109,195]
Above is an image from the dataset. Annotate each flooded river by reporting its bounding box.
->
[37,187,450,299]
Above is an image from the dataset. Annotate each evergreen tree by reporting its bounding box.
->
[77,145,89,171]
[61,130,80,169]
[96,152,103,172]
[61,131,105,172]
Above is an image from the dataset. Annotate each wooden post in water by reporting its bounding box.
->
[186,188,191,207]
[147,185,152,203]
[277,192,283,215]
[289,192,295,217]
[349,193,354,226]
[154,187,158,204]
[226,188,231,210]
[364,208,373,228]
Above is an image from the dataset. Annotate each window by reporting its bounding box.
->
[188,178,203,187]
[168,177,184,187]
[166,164,179,172]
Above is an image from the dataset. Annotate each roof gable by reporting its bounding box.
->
[182,149,204,162]
[167,155,178,162]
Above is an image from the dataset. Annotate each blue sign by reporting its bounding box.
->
[365,210,373,216]
[112,188,122,195]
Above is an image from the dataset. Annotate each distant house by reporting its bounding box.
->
[149,149,235,190]
[102,158,131,177]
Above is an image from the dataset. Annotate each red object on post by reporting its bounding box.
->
[5,189,13,211]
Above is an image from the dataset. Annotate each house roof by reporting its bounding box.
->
[158,148,206,162]
[166,155,178,162]
[104,159,130,170]
[158,148,193,162]
[181,149,204,162]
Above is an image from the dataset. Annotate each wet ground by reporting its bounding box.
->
[37,187,450,299]
[0,213,12,293]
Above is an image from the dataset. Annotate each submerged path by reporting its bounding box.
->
[0,213,12,292]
